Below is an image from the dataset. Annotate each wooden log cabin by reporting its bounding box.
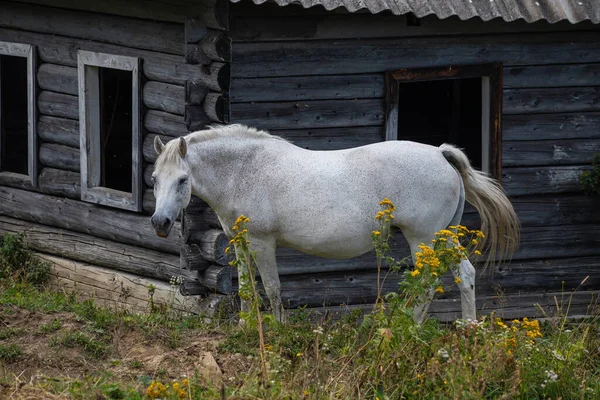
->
[0,0,599,320]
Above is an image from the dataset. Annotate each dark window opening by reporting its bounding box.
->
[0,55,28,175]
[99,67,132,193]
[397,77,482,170]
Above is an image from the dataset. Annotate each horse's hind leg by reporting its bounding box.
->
[251,237,285,323]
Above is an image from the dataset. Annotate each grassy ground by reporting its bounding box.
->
[0,233,599,399]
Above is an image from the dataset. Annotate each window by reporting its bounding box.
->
[78,51,141,211]
[385,64,502,179]
[0,42,36,185]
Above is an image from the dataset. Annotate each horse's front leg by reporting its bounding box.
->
[251,237,285,323]
[452,259,477,320]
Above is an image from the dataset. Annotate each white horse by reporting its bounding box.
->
[151,124,519,323]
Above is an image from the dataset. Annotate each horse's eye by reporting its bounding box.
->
[178,177,188,186]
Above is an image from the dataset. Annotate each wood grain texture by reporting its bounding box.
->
[143,81,185,115]
[201,30,232,62]
[144,110,188,137]
[232,32,600,78]
[38,168,80,199]
[0,27,204,85]
[0,186,181,254]
[38,116,79,147]
[503,139,600,167]
[231,74,384,103]
[39,143,80,172]
[143,134,175,163]
[0,216,197,282]
[37,63,77,95]
[504,64,600,88]
[503,112,600,141]
[272,126,384,150]
[42,254,202,315]
[180,244,211,271]
[502,166,589,196]
[504,87,600,115]
[0,1,184,55]
[203,92,230,123]
[38,91,78,119]
[232,99,384,129]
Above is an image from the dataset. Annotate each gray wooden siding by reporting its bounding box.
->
[229,2,600,317]
[0,3,197,284]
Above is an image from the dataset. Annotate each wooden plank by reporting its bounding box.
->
[42,254,202,315]
[231,99,384,129]
[38,168,80,199]
[504,64,600,88]
[503,112,600,141]
[38,91,78,119]
[144,110,188,137]
[203,92,230,123]
[185,105,212,131]
[503,87,600,115]
[0,186,182,254]
[231,74,384,103]
[503,139,600,167]
[0,1,184,55]
[271,126,384,150]
[11,0,226,25]
[230,2,599,41]
[232,32,600,78]
[502,165,589,196]
[510,195,600,227]
[38,116,79,147]
[201,30,232,62]
[37,63,77,95]
[39,143,80,172]
[0,216,197,283]
[143,81,185,115]
[0,27,206,85]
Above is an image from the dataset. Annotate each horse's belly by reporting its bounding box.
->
[279,232,374,259]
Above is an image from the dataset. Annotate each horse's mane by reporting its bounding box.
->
[155,124,288,169]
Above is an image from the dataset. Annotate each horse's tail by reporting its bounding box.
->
[440,143,520,269]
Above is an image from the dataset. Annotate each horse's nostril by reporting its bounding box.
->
[164,218,172,227]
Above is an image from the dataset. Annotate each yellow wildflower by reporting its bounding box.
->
[372,230,381,236]
[173,382,180,391]
[375,211,385,220]
[454,277,462,284]
[415,261,424,268]
[471,239,478,245]
[296,352,303,357]
[435,286,444,294]
[232,225,239,231]
[224,246,230,254]
[431,272,438,277]
[474,250,482,256]
[182,379,189,386]
[410,269,420,277]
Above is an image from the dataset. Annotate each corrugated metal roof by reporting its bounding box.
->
[229,0,600,24]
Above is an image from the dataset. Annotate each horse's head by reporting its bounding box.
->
[150,136,192,238]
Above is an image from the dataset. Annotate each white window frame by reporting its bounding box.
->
[78,50,141,211]
[0,42,37,186]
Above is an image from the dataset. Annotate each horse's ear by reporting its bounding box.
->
[154,135,165,155]
[178,137,187,158]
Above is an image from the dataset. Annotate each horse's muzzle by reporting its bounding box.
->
[151,215,173,238]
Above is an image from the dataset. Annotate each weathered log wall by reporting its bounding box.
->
[227,1,600,317]
[0,1,231,301]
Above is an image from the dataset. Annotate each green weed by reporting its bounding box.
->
[0,343,22,362]
[0,233,51,285]
[39,318,62,334]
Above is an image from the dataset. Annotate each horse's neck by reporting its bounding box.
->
[187,137,267,207]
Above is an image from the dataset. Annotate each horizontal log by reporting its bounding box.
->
[232,32,600,78]
[503,112,600,141]
[186,80,210,105]
[185,105,212,131]
[0,172,36,192]
[38,116,79,147]
[143,189,155,214]
[197,229,232,265]
[37,63,78,95]
[144,110,188,137]
[503,139,600,167]
[39,143,80,172]
[230,2,597,41]
[231,74,384,103]
[232,99,384,129]
[0,27,206,85]
[203,92,230,123]
[144,134,173,163]
[144,164,155,187]
[143,81,185,115]
[502,165,589,196]
[203,62,231,92]
[0,1,183,55]
[38,168,80,199]
[180,244,212,271]
[182,198,223,240]
[38,91,78,119]
[180,280,210,296]
[12,0,228,28]
[0,186,181,254]
[42,254,202,315]
[0,216,197,283]
[510,194,600,227]
[504,64,600,88]
[202,265,232,294]
[272,126,384,150]
[504,87,600,115]
[201,30,232,62]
